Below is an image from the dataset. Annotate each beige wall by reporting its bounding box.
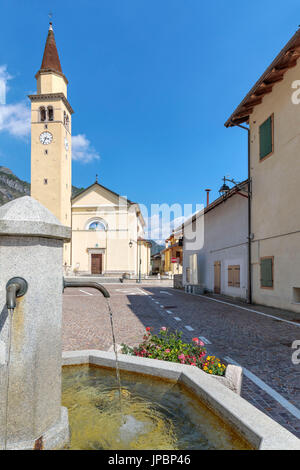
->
[249,61,300,312]
[37,72,67,97]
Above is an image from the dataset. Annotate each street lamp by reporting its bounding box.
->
[219,176,251,198]
[129,239,141,283]
[219,177,230,197]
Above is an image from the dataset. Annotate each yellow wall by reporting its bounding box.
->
[30,72,72,265]
[163,234,183,275]
[37,72,67,97]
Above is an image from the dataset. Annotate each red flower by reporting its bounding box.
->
[146,327,151,331]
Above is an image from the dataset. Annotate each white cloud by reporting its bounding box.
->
[72,134,100,163]
[0,65,12,104]
[0,101,30,138]
[0,65,100,162]
[0,64,31,138]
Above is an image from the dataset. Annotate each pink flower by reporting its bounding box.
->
[161,327,167,331]
[165,349,170,353]
[191,363,196,366]
[178,353,185,361]
[199,340,205,346]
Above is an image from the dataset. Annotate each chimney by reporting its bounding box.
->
[205,189,211,207]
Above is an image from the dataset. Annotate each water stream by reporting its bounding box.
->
[106,299,124,418]
[106,298,148,437]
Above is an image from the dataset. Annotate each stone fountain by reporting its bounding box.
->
[0,196,71,450]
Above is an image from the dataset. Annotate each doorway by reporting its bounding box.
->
[91,253,103,274]
[214,261,221,294]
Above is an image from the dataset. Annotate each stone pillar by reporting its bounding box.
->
[0,196,71,450]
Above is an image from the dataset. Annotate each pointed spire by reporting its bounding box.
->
[39,22,63,75]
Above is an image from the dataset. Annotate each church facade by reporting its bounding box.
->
[29,23,151,277]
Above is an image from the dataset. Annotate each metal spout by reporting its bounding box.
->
[63,278,110,298]
[6,277,28,311]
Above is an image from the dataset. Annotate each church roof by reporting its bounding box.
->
[71,180,135,205]
[36,23,68,83]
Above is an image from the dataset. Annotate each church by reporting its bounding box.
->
[29,23,151,277]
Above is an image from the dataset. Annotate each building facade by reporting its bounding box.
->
[162,231,183,276]
[183,187,249,301]
[226,28,300,313]
[30,23,151,276]
[71,181,151,276]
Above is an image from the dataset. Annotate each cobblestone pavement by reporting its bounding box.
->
[62,284,300,438]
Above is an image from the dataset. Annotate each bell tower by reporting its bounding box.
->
[29,22,73,266]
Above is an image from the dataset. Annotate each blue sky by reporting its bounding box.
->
[0,0,299,236]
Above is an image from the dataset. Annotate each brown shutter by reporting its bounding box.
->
[233,266,240,287]
[228,266,233,286]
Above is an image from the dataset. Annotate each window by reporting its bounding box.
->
[43,178,48,185]
[293,288,300,303]
[44,150,48,155]
[259,114,273,160]
[40,107,46,122]
[260,257,274,288]
[186,267,191,283]
[88,220,106,231]
[228,265,240,288]
[48,106,54,121]
[64,111,69,130]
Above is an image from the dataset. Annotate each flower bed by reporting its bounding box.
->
[121,327,226,376]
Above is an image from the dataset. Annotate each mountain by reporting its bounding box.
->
[0,166,83,206]
[149,239,164,256]
[0,167,30,206]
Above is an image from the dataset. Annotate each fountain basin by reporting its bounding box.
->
[62,350,300,450]
[62,365,250,450]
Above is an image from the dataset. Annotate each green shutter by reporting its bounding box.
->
[259,116,273,159]
[261,258,273,287]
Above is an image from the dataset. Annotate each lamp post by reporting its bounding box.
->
[129,239,142,283]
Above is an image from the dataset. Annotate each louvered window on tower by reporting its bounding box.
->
[40,107,46,122]
[48,106,54,121]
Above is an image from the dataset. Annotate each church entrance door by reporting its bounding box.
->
[91,254,103,274]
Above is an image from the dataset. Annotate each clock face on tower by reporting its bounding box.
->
[39,131,53,145]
